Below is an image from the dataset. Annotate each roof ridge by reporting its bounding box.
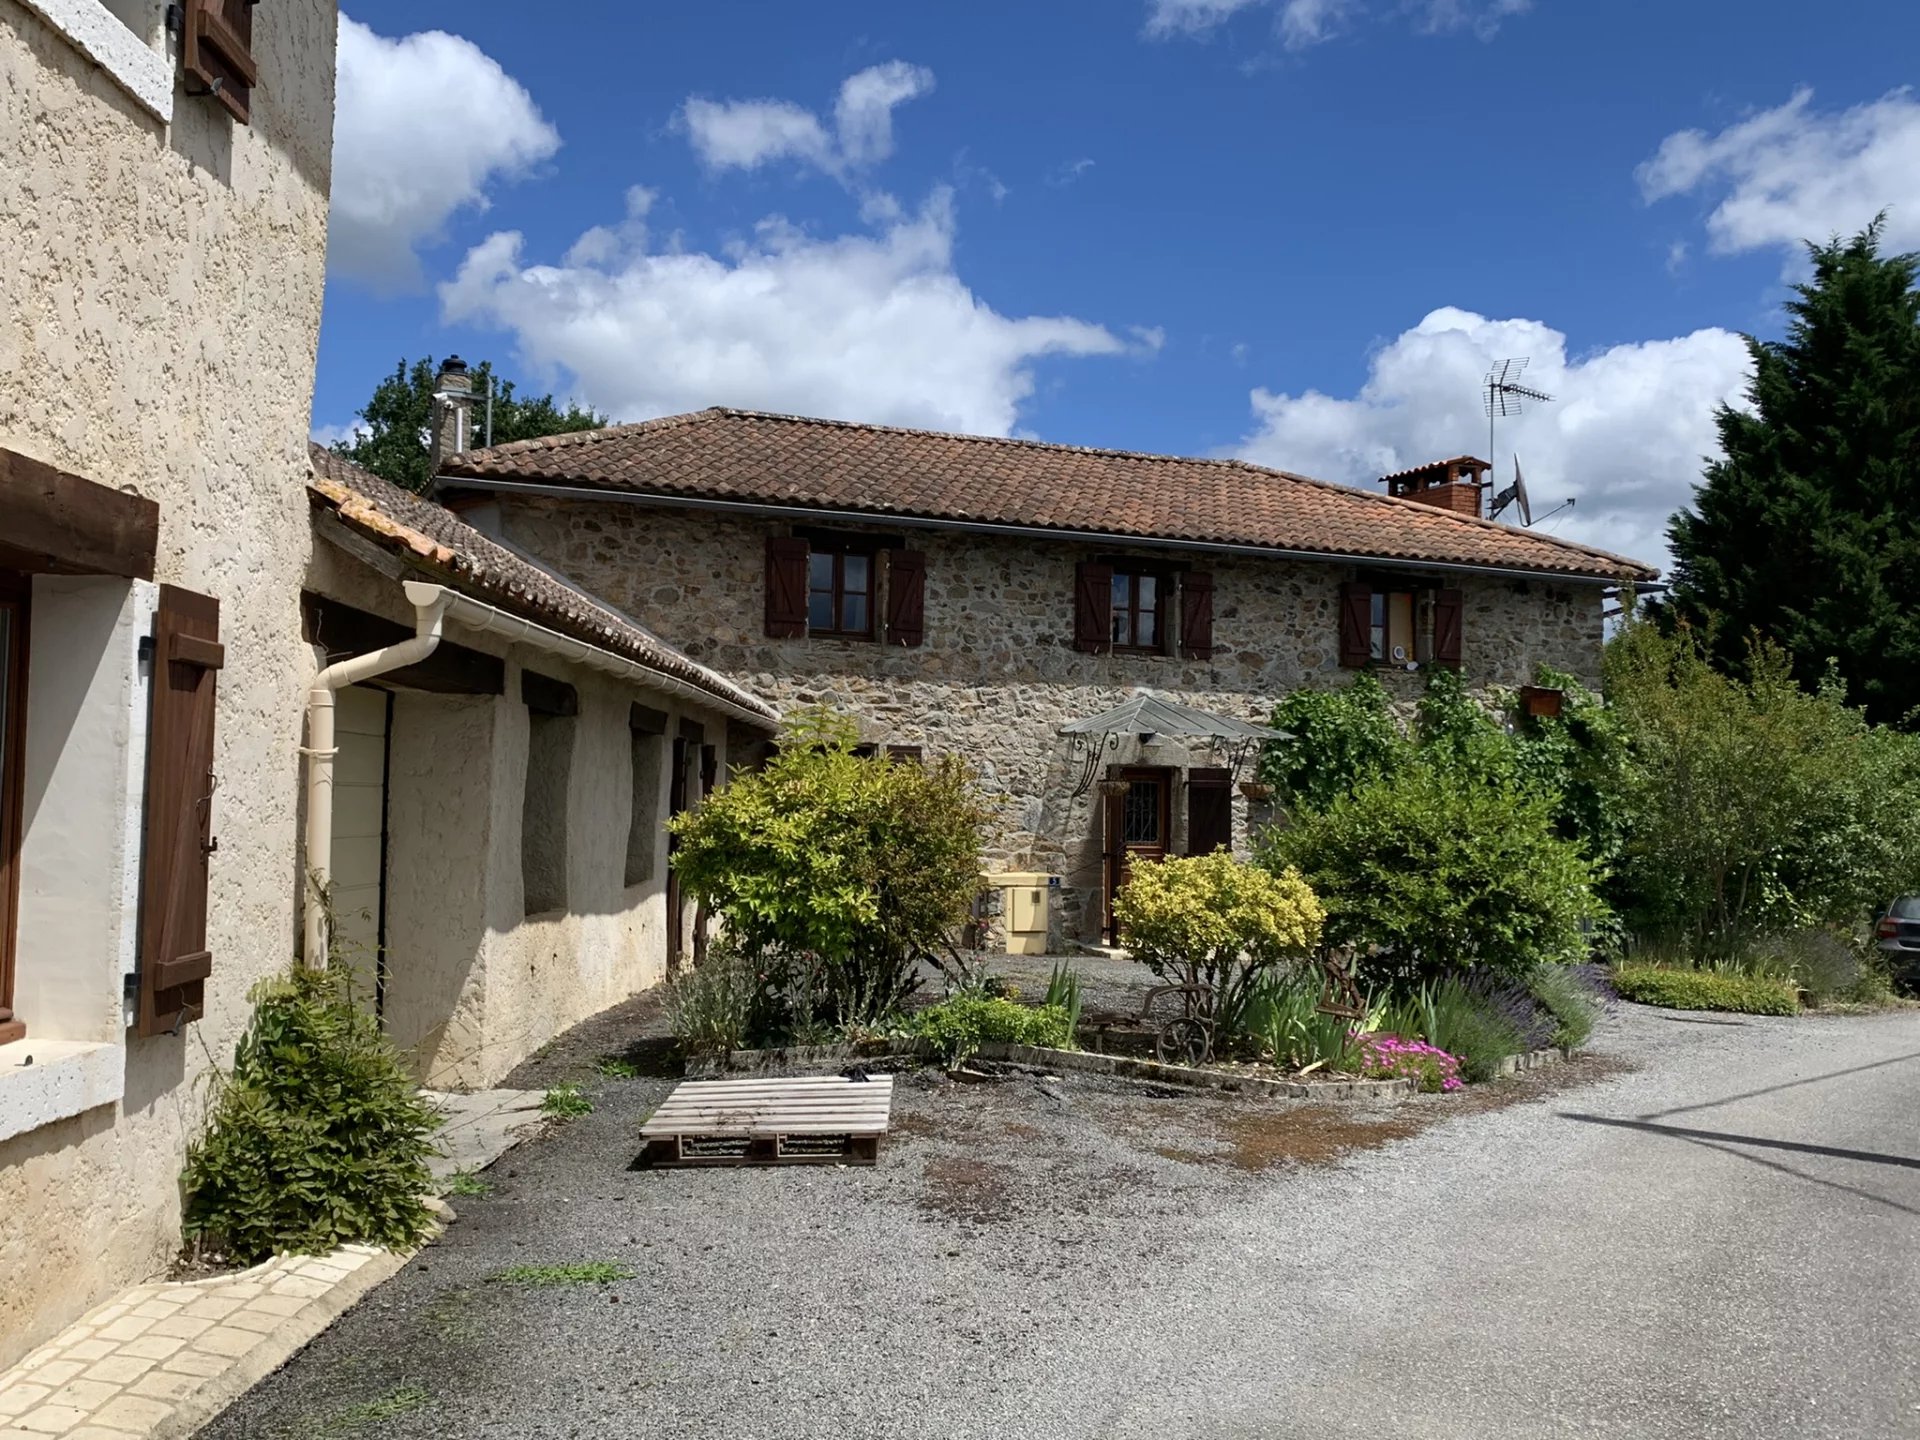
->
[458,408,728,460]
[453,409,1643,573]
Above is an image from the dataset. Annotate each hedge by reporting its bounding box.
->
[1612,966,1799,1016]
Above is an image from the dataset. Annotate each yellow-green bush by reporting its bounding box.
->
[1114,852,1324,1026]
[1613,966,1798,1015]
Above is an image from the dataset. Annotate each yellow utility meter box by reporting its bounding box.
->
[981,872,1060,955]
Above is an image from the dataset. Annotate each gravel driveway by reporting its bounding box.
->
[200,1000,1920,1440]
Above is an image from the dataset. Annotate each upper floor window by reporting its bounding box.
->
[1074,561,1214,660]
[764,535,925,647]
[1339,580,1462,670]
[1110,571,1161,652]
[809,547,873,639]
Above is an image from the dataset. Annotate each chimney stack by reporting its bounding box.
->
[428,355,473,477]
[1380,457,1490,518]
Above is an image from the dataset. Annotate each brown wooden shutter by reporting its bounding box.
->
[182,0,259,124]
[885,549,926,647]
[1337,582,1372,669]
[764,536,810,638]
[137,586,222,1038]
[1179,572,1215,659]
[1074,561,1113,653]
[1433,587,1465,670]
[1186,769,1232,855]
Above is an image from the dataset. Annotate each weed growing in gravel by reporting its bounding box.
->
[487,1262,635,1286]
[309,1384,431,1435]
[442,1169,490,1198]
[594,1056,640,1079]
[422,1289,480,1343]
[541,1083,593,1119]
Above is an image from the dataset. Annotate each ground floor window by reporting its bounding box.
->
[0,570,26,1044]
[522,672,577,916]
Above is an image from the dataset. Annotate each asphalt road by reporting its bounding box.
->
[202,1002,1920,1440]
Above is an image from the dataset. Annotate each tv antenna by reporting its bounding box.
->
[1484,358,1552,494]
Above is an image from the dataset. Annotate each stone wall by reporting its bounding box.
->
[491,497,1606,944]
[0,0,337,1364]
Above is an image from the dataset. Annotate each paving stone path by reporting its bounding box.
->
[0,1247,396,1438]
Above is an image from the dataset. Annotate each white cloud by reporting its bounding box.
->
[683,62,934,180]
[1279,0,1355,49]
[1046,157,1097,188]
[329,15,559,290]
[1145,0,1526,46]
[1144,0,1266,38]
[1233,307,1754,570]
[1639,88,1920,258]
[310,420,369,448]
[438,188,1141,437]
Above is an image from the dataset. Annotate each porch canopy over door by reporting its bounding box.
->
[1059,691,1288,798]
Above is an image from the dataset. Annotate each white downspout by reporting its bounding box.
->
[301,583,453,968]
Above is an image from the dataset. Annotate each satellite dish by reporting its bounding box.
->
[1489,455,1534,527]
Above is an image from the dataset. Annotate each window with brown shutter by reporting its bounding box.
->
[137,586,222,1038]
[1074,561,1113,653]
[885,549,926,647]
[764,536,810,638]
[1179,572,1215,659]
[1186,768,1232,855]
[1338,582,1373,668]
[182,0,259,124]
[1433,588,1464,670]
[1340,579,1462,670]
[0,571,28,1045]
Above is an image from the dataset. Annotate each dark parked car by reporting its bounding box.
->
[1873,897,1920,988]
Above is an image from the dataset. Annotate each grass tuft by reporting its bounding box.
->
[594,1056,640,1079]
[487,1262,635,1287]
[442,1169,490,1198]
[309,1384,431,1436]
[540,1083,593,1119]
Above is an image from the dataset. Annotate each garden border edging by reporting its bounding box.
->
[690,1039,1423,1101]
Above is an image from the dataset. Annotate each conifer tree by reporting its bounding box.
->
[1667,220,1920,725]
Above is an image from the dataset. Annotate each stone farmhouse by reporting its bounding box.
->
[436,407,1658,946]
[0,0,772,1367]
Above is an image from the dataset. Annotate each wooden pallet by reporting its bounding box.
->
[638,1075,895,1168]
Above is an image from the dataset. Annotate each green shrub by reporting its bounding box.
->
[1113,851,1324,1032]
[183,967,439,1265]
[665,937,779,1054]
[903,996,1074,1063]
[1262,764,1603,985]
[1527,964,1601,1050]
[1613,966,1799,1015]
[1606,623,1920,957]
[1419,977,1538,1082]
[669,709,991,1026]
[1259,672,1407,812]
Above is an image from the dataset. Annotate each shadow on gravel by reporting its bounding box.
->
[1559,1112,1920,1171]
[1637,1049,1920,1120]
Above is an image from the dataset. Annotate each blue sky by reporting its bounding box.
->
[315,1,1920,565]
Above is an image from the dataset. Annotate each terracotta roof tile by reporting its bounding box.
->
[307,444,776,725]
[437,410,1656,583]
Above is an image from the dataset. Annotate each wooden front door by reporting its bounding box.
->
[1104,767,1171,944]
